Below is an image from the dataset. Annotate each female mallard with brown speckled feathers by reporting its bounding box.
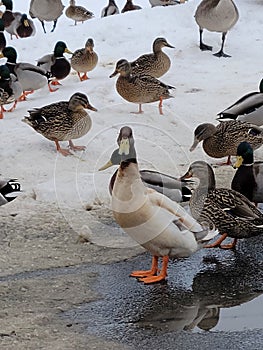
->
[180,160,263,250]
[22,92,97,156]
[0,64,15,118]
[37,41,72,91]
[65,0,94,25]
[190,120,263,165]
[130,37,174,78]
[109,59,175,114]
[71,38,98,81]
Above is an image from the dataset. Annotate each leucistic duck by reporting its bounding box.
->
[22,92,97,156]
[109,59,175,114]
[37,41,72,91]
[101,0,120,17]
[194,0,239,57]
[190,120,263,165]
[71,38,98,81]
[180,160,263,250]
[130,37,174,78]
[231,141,263,205]
[99,126,192,202]
[0,46,48,100]
[0,178,21,206]
[217,78,263,126]
[111,127,218,284]
[29,0,64,33]
[65,0,94,25]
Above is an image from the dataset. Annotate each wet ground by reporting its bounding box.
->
[63,239,263,350]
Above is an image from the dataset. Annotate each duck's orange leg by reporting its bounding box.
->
[159,97,164,115]
[131,104,143,114]
[0,106,4,119]
[48,83,59,92]
[139,255,169,284]
[220,238,238,250]
[130,255,159,278]
[204,233,228,248]
[19,90,34,101]
[54,140,72,156]
[68,140,86,151]
[2,100,18,112]
[80,73,89,81]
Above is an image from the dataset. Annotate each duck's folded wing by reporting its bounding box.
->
[148,189,203,232]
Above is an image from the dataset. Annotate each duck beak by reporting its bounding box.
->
[0,53,4,58]
[233,156,243,169]
[109,70,118,78]
[86,103,97,112]
[24,19,29,27]
[189,137,199,152]
[98,159,113,171]
[166,42,175,48]
[118,137,130,156]
[65,48,73,55]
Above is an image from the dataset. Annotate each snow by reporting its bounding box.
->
[1,0,263,211]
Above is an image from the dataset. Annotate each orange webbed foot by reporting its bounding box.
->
[204,233,227,248]
[130,256,159,278]
[68,140,86,152]
[139,274,167,284]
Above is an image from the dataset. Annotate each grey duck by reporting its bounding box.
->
[22,92,97,156]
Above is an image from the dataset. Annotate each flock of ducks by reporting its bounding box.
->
[1,0,263,284]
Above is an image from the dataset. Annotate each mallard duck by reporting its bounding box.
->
[180,160,263,249]
[130,37,174,78]
[0,18,6,52]
[1,46,48,100]
[0,64,22,113]
[0,64,15,118]
[121,0,142,13]
[194,0,239,57]
[29,0,64,33]
[37,41,72,90]
[190,120,263,165]
[109,59,175,114]
[71,38,98,81]
[0,0,21,33]
[65,0,94,25]
[99,126,192,202]
[231,141,263,204]
[0,177,21,206]
[149,1,181,7]
[112,127,218,284]
[22,92,97,156]
[101,0,120,17]
[6,13,36,39]
[217,78,263,126]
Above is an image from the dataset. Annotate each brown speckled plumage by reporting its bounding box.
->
[65,0,94,25]
[190,120,263,160]
[130,37,174,78]
[181,161,263,248]
[22,92,97,156]
[71,38,98,81]
[109,59,175,114]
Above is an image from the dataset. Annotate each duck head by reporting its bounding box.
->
[68,92,97,111]
[190,123,217,152]
[0,46,17,63]
[233,141,254,168]
[109,59,131,78]
[54,41,73,57]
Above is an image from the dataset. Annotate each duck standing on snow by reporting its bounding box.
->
[180,161,263,250]
[0,46,49,100]
[37,41,73,91]
[29,0,64,33]
[0,0,22,38]
[190,120,263,165]
[111,127,218,284]
[121,0,142,13]
[109,59,175,114]
[0,64,22,113]
[194,0,239,57]
[8,13,36,39]
[71,38,98,81]
[0,178,21,206]
[130,37,175,78]
[217,78,263,126]
[99,126,192,202]
[65,0,94,25]
[22,92,97,156]
[101,0,120,17]
[231,141,263,205]
[0,64,15,118]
